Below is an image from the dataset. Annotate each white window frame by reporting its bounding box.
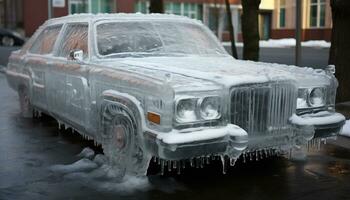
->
[278,0,286,28]
[309,0,326,28]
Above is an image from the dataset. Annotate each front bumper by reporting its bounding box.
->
[144,112,345,160]
[290,111,345,138]
[144,124,248,160]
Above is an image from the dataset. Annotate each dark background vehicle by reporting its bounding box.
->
[0,28,25,47]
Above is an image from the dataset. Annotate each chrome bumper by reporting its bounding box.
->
[144,124,248,160]
[290,111,345,139]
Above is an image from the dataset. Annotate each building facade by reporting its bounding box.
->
[271,0,332,41]
[0,0,332,41]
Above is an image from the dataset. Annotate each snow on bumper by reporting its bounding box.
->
[290,111,346,138]
[144,124,248,160]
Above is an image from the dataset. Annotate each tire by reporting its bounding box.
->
[102,103,151,178]
[2,36,15,47]
[18,87,33,118]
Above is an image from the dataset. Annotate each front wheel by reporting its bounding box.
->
[18,88,33,118]
[2,36,15,47]
[102,103,151,179]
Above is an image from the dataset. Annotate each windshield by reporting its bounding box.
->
[96,21,227,58]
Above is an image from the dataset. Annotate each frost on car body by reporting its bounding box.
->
[6,13,345,177]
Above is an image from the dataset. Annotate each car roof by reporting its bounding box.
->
[44,13,202,26]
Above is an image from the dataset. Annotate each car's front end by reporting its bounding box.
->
[92,15,345,172]
[140,59,345,168]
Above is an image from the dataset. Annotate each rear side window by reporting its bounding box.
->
[29,25,62,55]
[57,23,89,59]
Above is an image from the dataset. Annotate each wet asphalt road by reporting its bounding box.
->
[1,72,350,200]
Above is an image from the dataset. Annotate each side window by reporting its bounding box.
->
[29,25,62,55]
[58,23,89,60]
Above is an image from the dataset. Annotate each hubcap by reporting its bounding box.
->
[113,125,126,149]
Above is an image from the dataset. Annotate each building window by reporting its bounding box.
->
[70,0,114,14]
[279,0,286,28]
[165,2,202,20]
[91,0,115,13]
[69,0,88,14]
[310,0,326,27]
[135,0,149,13]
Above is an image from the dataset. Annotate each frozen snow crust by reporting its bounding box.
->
[50,147,152,193]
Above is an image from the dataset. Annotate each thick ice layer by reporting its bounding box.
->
[157,124,247,144]
[289,112,345,126]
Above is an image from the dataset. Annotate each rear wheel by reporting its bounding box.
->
[18,88,33,118]
[102,103,150,178]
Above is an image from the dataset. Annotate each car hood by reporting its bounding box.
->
[100,55,330,92]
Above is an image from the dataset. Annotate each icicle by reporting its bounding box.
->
[160,160,165,175]
[243,153,246,163]
[182,160,186,169]
[200,157,204,168]
[157,157,161,165]
[168,160,172,172]
[255,151,259,161]
[220,155,227,174]
[177,164,181,175]
[173,160,177,169]
[229,157,236,166]
[195,157,199,168]
[249,153,253,161]
[206,156,210,164]
[190,158,194,167]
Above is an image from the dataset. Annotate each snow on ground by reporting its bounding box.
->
[222,38,331,48]
[340,120,350,137]
[50,147,152,194]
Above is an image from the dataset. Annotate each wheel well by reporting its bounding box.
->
[100,91,145,140]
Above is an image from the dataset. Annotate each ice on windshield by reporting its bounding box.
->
[96,21,226,57]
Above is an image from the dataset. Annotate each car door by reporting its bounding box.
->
[51,23,90,129]
[26,25,63,111]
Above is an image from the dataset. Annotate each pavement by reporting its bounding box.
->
[1,69,350,199]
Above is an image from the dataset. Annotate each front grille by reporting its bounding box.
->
[230,82,297,137]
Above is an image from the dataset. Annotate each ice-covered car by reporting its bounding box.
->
[6,14,345,177]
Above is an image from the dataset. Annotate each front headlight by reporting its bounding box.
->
[297,87,326,109]
[176,98,198,123]
[175,96,221,123]
[309,87,326,107]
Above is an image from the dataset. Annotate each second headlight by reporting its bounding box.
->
[199,96,221,120]
[309,87,326,107]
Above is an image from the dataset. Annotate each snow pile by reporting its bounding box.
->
[50,147,152,194]
[223,39,331,48]
[302,40,331,48]
[340,120,350,137]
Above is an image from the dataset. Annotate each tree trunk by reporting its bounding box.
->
[149,0,164,13]
[329,0,350,102]
[241,0,261,61]
[225,0,238,59]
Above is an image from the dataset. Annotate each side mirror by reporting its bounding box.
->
[69,49,84,61]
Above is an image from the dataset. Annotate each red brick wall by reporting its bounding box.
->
[23,0,68,36]
[116,0,135,13]
[271,28,332,41]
